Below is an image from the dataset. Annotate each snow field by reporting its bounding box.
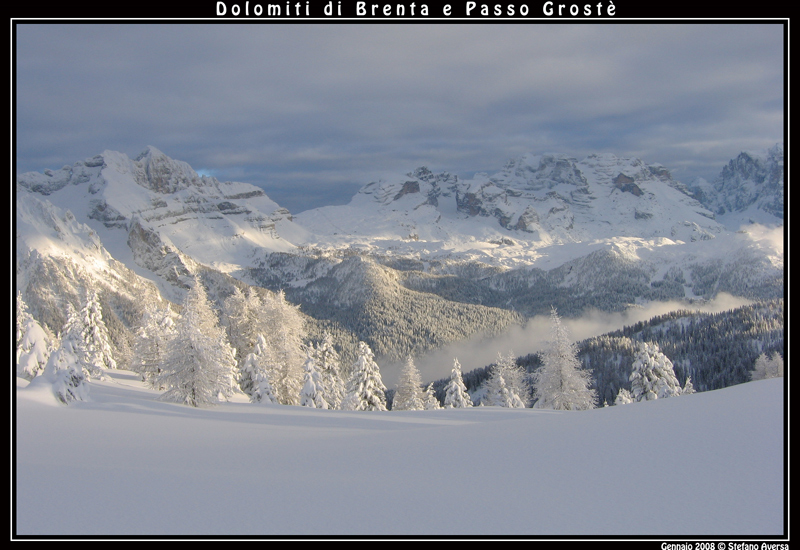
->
[15,373,785,537]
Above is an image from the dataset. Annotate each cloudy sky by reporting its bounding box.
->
[15,23,784,213]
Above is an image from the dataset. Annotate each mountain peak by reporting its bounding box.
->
[16,147,300,277]
[135,145,167,159]
[708,143,784,222]
[129,146,202,194]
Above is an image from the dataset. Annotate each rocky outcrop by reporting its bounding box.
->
[393,180,420,201]
[513,206,541,234]
[126,218,196,289]
[613,173,643,196]
[88,199,128,228]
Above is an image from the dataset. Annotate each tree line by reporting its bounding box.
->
[17,285,782,411]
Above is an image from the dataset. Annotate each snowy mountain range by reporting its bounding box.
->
[297,153,723,259]
[15,145,784,363]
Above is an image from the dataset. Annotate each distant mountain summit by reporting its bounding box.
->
[457,152,719,241]
[19,146,206,196]
[17,146,303,280]
[297,151,724,258]
[689,144,784,228]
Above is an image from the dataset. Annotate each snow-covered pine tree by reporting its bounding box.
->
[614,387,633,405]
[16,291,33,349]
[487,370,526,408]
[43,305,89,404]
[682,376,696,395]
[16,318,52,381]
[55,303,90,377]
[342,341,387,411]
[240,333,282,404]
[133,300,175,387]
[223,286,277,398]
[223,286,266,367]
[629,341,682,402]
[223,287,308,404]
[74,289,117,379]
[750,352,784,381]
[46,349,90,405]
[392,356,425,411]
[532,308,596,410]
[423,382,442,410]
[484,352,529,407]
[262,290,306,405]
[253,371,279,405]
[314,332,346,410]
[239,333,270,401]
[300,350,328,409]
[16,292,52,380]
[157,280,238,407]
[444,358,473,408]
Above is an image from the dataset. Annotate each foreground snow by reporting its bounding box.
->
[15,372,785,537]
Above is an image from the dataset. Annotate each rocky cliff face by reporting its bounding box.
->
[711,144,784,219]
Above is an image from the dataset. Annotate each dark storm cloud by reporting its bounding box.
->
[15,23,783,213]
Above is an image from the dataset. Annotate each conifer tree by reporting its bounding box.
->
[300,351,328,409]
[485,369,526,408]
[223,286,266,366]
[533,307,596,410]
[423,382,442,410]
[43,305,89,404]
[223,287,307,405]
[342,341,387,411]
[629,341,682,402]
[239,333,279,403]
[314,332,346,410]
[240,333,280,405]
[55,303,91,378]
[262,290,306,405]
[392,356,425,411]
[750,352,784,381]
[484,352,529,407]
[444,358,473,408]
[614,387,633,405]
[16,291,33,349]
[133,300,175,387]
[46,348,90,405]
[16,292,52,380]
[252,371,279,405]
[75,289,117,378]
[157,280,238,407]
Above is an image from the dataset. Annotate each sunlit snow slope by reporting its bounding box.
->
[15,372,785,537]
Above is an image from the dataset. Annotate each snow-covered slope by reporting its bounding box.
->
[15,189,165,348]
[15,371,785,536]
[17,146,306,277]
